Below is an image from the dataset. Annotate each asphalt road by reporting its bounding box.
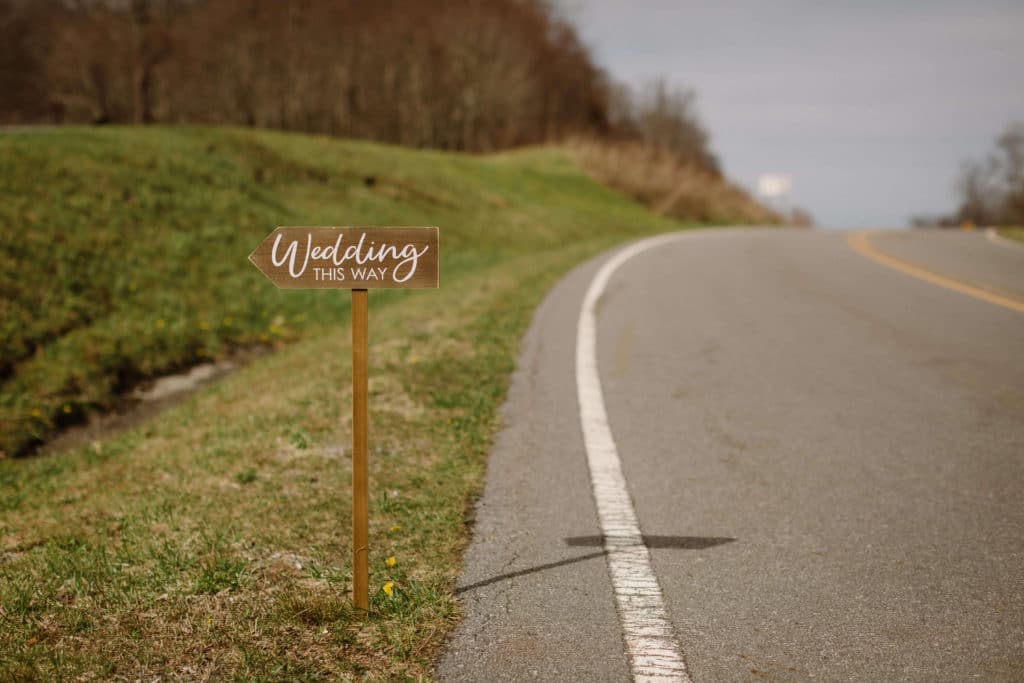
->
[438,228,1024,682]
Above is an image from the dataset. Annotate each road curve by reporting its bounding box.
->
[439,228,1024,682]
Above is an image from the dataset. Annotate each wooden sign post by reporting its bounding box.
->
[250,226,439,612]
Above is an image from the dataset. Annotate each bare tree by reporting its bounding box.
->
[995,123,1024,223]
[21,0,718,169]
[127,0,174,124]
[634,80,718,174]
[0,0,62,123]
[48,5,133,123]
[955,122,1024,226]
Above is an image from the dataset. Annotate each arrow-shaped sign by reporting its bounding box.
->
[249,225,440,614]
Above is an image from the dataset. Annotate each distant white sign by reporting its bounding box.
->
[758,174,792,199]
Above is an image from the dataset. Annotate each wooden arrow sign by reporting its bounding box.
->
[249,225,440,615]
[249,226,439,289]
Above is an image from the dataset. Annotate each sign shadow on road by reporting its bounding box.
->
[566,535,736,550]
[455,536,735,595]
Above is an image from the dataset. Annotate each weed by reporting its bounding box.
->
[194,557,249,595]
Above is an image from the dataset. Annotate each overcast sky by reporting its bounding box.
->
[569,1,1024,228]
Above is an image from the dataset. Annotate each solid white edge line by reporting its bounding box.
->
[985,227,1024,251]
[576,232,695,683]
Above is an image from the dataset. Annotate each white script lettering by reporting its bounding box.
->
[272,232,428,283]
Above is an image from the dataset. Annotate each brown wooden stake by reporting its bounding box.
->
[351,289,369,613]
[250,228,439,613]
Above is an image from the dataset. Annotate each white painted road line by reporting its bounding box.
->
[576,232,694,683]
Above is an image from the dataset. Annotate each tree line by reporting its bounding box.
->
[0,0,720,173]
[954,122,1024,227]
[914,122,1024,228]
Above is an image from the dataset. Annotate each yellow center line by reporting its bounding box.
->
[846,230,1024,314]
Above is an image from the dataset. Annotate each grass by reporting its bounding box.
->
[0,126,693,679]
[0,129,728,458]
[0,128,311,456]
[566,137,780,226]
[998,227,1024,243]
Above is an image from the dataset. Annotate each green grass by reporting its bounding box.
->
[0,126,690,679]
[999,227,1024,243]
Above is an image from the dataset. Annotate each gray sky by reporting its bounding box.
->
[569,1,1024,228]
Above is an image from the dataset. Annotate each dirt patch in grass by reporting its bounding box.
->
[37,345,272,459]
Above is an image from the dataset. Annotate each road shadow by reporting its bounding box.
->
[565,535,736,550]
[455,551,607,594]
[455,535,735,594]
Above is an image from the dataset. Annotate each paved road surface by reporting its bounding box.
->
[438,228,1024,682]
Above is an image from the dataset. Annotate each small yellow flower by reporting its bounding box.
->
[382,581,394,597]
[389,525,401,532]
[62,405,72,414]
[31,408,41,417]
[386,556,396,568]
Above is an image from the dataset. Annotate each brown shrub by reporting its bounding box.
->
[566,138,781,225]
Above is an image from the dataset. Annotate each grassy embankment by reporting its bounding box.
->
[566,137,780,226]
[999,227,1024,243]
[0,126,714,679]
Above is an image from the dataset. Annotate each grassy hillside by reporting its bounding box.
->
[0,128,685,457]
[0,127,696,679]
[1000,227,1024,243]
[567,137,780,225]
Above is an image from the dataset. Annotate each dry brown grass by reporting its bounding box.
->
[566,137,781,226]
